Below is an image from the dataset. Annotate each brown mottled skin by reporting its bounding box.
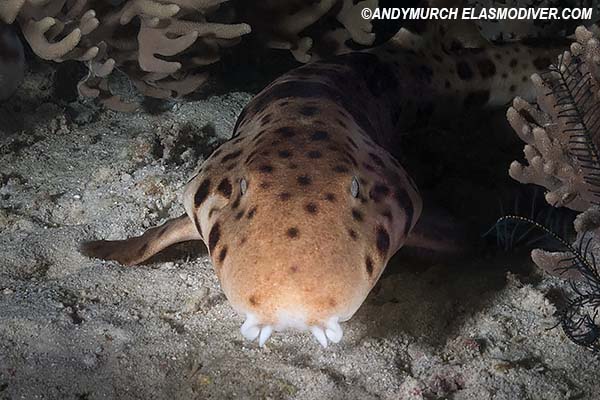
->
[82,29,562,345]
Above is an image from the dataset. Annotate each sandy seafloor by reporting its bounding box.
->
[1,61,599,400]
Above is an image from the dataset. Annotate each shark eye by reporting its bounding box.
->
[240,178,248,195]
[350,176,359,198]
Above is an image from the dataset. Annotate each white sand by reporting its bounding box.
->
[0,63,599,400]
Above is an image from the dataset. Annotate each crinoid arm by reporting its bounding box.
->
[508,26,600,211]
[495,215,600,352]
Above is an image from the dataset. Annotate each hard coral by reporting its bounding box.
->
[505,27,600,352]
[1,0,251,109]
[518,210,600,352]
[531,207,600,281]
[508,26,600,211]
[1,0,378,109]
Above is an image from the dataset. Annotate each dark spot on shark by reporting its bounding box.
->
[194,179,211,207]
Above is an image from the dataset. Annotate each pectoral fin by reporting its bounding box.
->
[80,214,201,266]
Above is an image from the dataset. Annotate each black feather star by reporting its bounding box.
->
[495,215,600,353]
[493,40,600,352]
[541,51,600,204]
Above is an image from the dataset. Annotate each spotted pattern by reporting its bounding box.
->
[194,180,211,207]
[171,39,557,342]
[287,227,299,239]
[297,175,312,186]
[217,178,232,198]
[365,256,374,277]
[218,246,228,263]
[375,226,390,257]
[208,222,221,253]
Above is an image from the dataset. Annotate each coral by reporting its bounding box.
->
[497,214,600,352]
[506,23,600,287]
[1,0,251,109]
[530,207,600,280]
[0,0,378,108]
[504,26,600,352]
[508,26,600,211]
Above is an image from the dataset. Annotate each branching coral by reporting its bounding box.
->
[1,0,251,109]
[508,26,600,211]
[498,215,600,352]
[1,0,378,109]
[530,207,600,280]
[505,26,600,352]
